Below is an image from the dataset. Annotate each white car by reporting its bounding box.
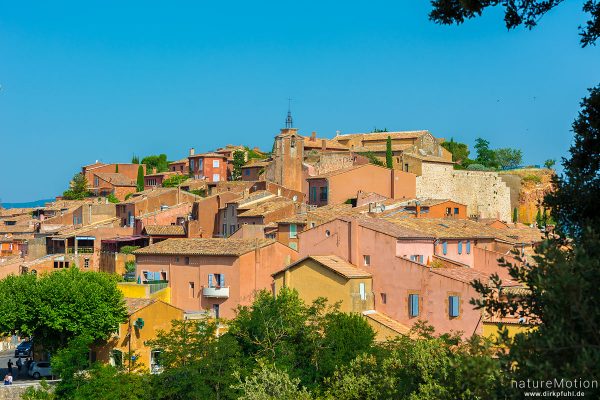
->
[28,361,52,379]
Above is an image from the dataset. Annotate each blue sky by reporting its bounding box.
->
[1,1,598,202]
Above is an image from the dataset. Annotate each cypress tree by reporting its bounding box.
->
[513,207,518,223]
[136,165,144,192]
[385,136,393,168]
[115,164,119,173]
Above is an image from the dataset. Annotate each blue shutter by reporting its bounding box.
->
[466,240,471,254]
[442,241,448,255]
[449,296,459,317]
[419,255,424,264]
[219,274,225,287]
[458,241,462,255]
[208,274,214,287]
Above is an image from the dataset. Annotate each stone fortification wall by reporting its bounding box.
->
[416,164,511,221]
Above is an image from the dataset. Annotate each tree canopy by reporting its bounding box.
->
[0,268,127,351]
[161,174,188,188]
[141,154,169,173]
[231,150,246,181]
[62,173,91,200]
[429,0,599,47]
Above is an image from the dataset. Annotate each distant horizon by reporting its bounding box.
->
[1,1,597,202]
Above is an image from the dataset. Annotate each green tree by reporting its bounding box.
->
[440,138,471,166]
[161,174,188,188]
[0,268,127,352]
[232,150,246,180]
[136,165,144,192]
[234,364,313,400]
[146,319,243,400]
[323,324,503,400]
[131,155,139,164]
[474,138,498,168]
[545,86,600,239]
[544,158,556,169]
[107,193,119,203]
[494,147,523,169]
[429,0,599,48]
[115,164,119,173]
[371,127,388,133]
[63,173,90,200]
[385,136,393,168]
[141,154,169,173]
[512,207,518,223]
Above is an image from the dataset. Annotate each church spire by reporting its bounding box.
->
[285,98,293,128]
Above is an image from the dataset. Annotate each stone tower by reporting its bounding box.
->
[265,128,304,193]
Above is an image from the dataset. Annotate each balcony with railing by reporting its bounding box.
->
[202,286,230,298]
[66,247,94,254]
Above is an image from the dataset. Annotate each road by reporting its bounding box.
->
[0,348,37,383]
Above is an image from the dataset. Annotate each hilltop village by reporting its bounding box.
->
[0,123,548,369]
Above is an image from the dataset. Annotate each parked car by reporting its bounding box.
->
[14,341,33,358]
[28,361,52,379]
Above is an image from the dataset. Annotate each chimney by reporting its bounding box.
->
[189,148,195,156]
[415,203,421,218]
[321,139,326,151]
[311,131,317,142]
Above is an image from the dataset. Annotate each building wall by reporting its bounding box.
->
[276,223,305,250]
[298,219,483,336]
[189,156,228,182]
[416,164,512,221]
[241,166,264,181]
[264,129,304,193]
[273,258,374,313]
[117,189,197,226]
[96,300,184,370]
[135,243,297,319]
[426,201,467,219]
[83,164,145,185]
[473,246,520,282]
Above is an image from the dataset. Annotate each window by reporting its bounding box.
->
[213,304,220,319]
[466,240,471,254]
[458,241,463,255]
[84,258,90,268]
[445,207,451,216]
[231,206,235,216]
[244,169,250,176]
[409,255,423,263]
[189,159,195,171]
[212,159,220,167]
[325,230,331,237]
[381,293,387,304]
[229,225,236,235]
[409,294,419,317]
[222,224,227,237]
[213,173,220,182]
[359,282,366,300]
[319,186,328,202]
[363,255,371,266]
[289,224,297,238]
[454,207,459,215]
[449,295,460,317]
[185,256,190,265]
[310,187,317,203]
[150,350,162,371]
[442,241,448,255]
[404,163,409,172]
[208,273,225,288]
[189,282,195,297]
[310,222,316,228]
[110,350,123,368]
[94,177,99,187]
[289,242,298,251]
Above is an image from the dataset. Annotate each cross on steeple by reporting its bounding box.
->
[285,98,293,128]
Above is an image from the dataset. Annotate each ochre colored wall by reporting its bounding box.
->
[96,300,183,370]
[273,258,373,313]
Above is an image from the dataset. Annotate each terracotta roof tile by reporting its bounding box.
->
[362,310,411,335]
[125,297,157,314]
[134,238,276,256]
[143,225,186,236]
[334,130,430,141]
[430,266,520,286]
[238,197,294,218]
[273,255,371,279]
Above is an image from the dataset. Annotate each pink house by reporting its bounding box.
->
[297,215,520,336]
[134,238,298,319]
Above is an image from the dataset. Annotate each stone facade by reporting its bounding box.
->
[416,164,511,221]
[264,128,304,193]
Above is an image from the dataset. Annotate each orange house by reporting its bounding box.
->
[307,164,416,207]
[134,238,298,319]
[188,151,228,183]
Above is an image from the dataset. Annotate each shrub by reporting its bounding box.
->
[466,163,487,171]
[522,174,542,184]
[120,246,140,254]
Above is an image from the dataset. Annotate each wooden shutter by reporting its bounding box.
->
[219,274,225,287]
[458,241,463,254]
[208,274,214,287]
[442,241,448,255]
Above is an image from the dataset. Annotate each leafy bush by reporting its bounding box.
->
[162,174,188,188]
[107,193,120,203]
[522,174,542,184]
[466,163,487,171]
[120,246,140,254]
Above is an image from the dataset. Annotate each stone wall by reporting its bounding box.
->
[416,164,512,221]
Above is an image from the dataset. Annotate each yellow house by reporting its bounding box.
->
[95,298,184,371]
[272,255,410,340]
[272,255,374,313]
